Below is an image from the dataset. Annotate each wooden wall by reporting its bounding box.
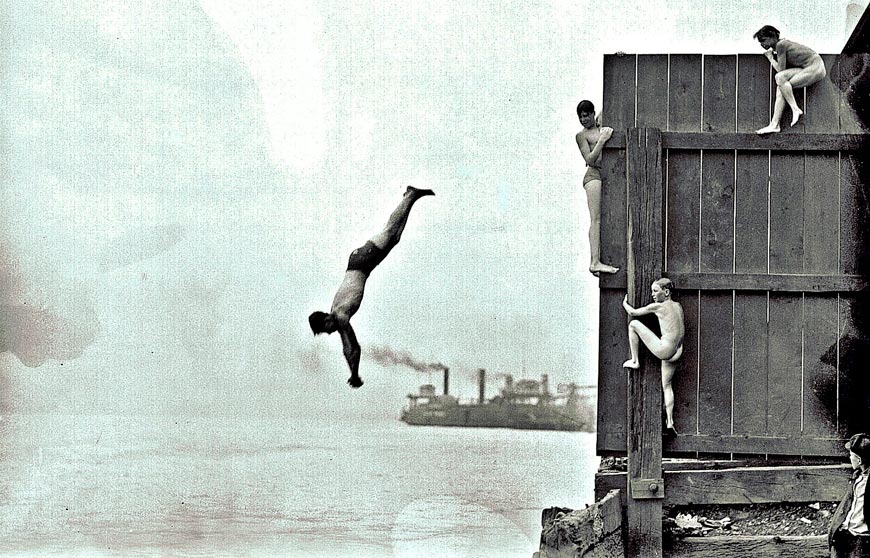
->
[596,53,870,457]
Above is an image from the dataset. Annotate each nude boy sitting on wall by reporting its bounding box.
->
[622,278,685,437]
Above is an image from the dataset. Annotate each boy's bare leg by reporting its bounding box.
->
[585,179,619,276]
[623,321,641,369]
[757,89,785,134]
[370,186,434,249]
[778,79,802,125]
[661,360,677,429]
[624,320,674,369]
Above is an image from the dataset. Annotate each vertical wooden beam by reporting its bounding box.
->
[626,127,664,558]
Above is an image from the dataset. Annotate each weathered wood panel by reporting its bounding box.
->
[605,131,868,150]
[596,54,636,454]
[637,55,669,129]
[666,272,870,292]
[836,57,870,442]
[598,53,858,457]
[733,54,771,440]
[802,54,841,439]
[626,127,664,558]
[666,536,827,558]
[596,464,850,505]
[732,293,768,435]
[767,140,804,438]
[697,56,735,438]
[767,293,803,437]
[665,55,702,448]
[670,290,698,438]
[737,54,771,134]
[600,430,842,457]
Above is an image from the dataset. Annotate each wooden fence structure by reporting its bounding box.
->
[596,52,870,459]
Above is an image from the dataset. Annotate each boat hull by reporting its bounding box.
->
[400,402,591,432]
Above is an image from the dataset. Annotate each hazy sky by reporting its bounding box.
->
[1,0,864,419]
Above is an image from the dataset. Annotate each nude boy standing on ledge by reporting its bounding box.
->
[622,278,685,436]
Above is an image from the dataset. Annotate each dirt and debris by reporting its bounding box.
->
[663,502,838,537]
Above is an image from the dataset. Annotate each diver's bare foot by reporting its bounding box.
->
[663,426,678,438]
[756,124,780,135]
[790,109,803,126]
[347,376,364,388]
[406,186,435,198]
[589,263,619,275]
[622,359,640,369]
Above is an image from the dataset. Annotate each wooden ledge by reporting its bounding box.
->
[667,535,827,558]
[605,131,869,151]
[596,464,851,505]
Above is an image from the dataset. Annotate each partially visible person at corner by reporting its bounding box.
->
[830,433,870,557]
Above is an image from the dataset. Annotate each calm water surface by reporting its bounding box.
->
[0,414,598,557]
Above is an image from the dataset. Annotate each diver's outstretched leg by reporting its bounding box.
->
[369,186,434,249]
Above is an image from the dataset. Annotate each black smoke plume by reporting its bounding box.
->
[365,345,446,373]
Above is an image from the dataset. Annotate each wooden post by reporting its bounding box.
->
[625,127,664,558]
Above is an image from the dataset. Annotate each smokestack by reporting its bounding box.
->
[541,374,550,395]
[478,368,486,404]
[505,374,513,393]
[443,367,449,396]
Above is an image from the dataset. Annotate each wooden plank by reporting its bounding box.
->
[734,151,769,272]
[596,464,851,506]
[840,153,869,277]
[599,54,635,272]
[604,131,869,150]
[733,56,772,443]
[699,152,735,272]
[699,58,736,438]
[801,54,840,440]
[637,55,669,129]
[737,54,771,133]
[663,272,870,292]
[837,52,870,439]
[767,293,803,436]
[601,431,844,457]
[702,55,736,133]
[670,289,698,438]
[603,54,637,130]
[597,289,629,455]
[669,55,702,133]
[803,295,838,437]
[596,54,637,454]
[666,153,701,273]
[665,57,702,449]
[666,535,828,558]
[733,293,768,435]
[768,132,804,440]
[697,290,733,436]
[626,128,663,558]
[836,294,870,438]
